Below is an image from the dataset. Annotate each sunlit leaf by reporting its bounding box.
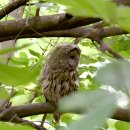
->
[30,58,43,84]
[61,114,76,124]
[11,94,33,105]
[0,63,39,86]
[115,120,130,130]
[11,57,29,66]
[112,37,130,52]
[80,54,97,64]
[0,122,32,130]
[19,52,28,58]
[29,49,42,58]
[0,87,9,99]
[116,7,130,32]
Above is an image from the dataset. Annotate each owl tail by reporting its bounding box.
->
[53,112,61,123]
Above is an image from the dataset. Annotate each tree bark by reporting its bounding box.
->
[0,102,130,123]
[0,0,29,19]
[0,14,101,41]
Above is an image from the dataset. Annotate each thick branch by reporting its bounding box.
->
[37,27,127,39]
[0,25,127,42]
[0,21,127,60]
[0,102,130,123]
[0,13,127,43]
[0,14,101,41]
[39,26,127,39]
[113,108,130,122]
[0,103,53,130]
[0,0,29,20]
[0,102,55,122]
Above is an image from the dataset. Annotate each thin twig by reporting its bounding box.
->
[96,39,125,60]
[0,86,16,111]
[0,0,29,19]
[91,40,114,59]
[35,0,41,16]
[22,120,47,130]
[29,93,38,103]
[41,114,47,128]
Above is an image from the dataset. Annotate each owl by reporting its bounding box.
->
[40,43,81,122]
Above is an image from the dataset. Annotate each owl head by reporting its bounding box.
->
[47,43,81,71]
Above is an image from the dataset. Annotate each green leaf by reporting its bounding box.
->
[61,114,75,124]
[66,99,115,130]
[115,120,130,130]
[120,50,130,59]
[19,52,28,58]
[80,54,97,64]
[79,45,99,58]
[79,79,90,90]
[48,0,116,22]
[0,63,40,86]
[59,90,116,130]
[30,58,43,84]
[0,44,31,55]
[96,61,130,90]
[59,90,115,113]
[0,122,32,130]
[0,87,9,99]
[29,49,42,58]
[11,57,29,66]
[11,94,33,105]
[118,39,130,51]
[116,7,130,32]
[112,37,130,52]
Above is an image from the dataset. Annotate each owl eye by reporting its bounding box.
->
[70,55,75,59]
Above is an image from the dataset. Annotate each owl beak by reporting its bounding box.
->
[76,57,80,64]
[74,59,79,68]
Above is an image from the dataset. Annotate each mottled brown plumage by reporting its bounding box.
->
[40,43,81,122]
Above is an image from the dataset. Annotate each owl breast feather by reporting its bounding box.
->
[41,69,79,104]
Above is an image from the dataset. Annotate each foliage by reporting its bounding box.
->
[0,0,130,130]
[0,122,32,130]
[48,0,130,32]
[59,91,116,130]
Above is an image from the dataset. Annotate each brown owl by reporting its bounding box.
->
[40,43,81,122]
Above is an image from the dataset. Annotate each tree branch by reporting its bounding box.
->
[0,0,29,20]
[0,0,129,128]
[0,15,127,60]
[22,119,47,130]
[0,103,53,130]
[0,102,130,123]
[0,13,101,42]
[0,13,127,44]
[0,102,55,121]
[39,26,127,39]
[95,39,125,60]
[113,108,130,122]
